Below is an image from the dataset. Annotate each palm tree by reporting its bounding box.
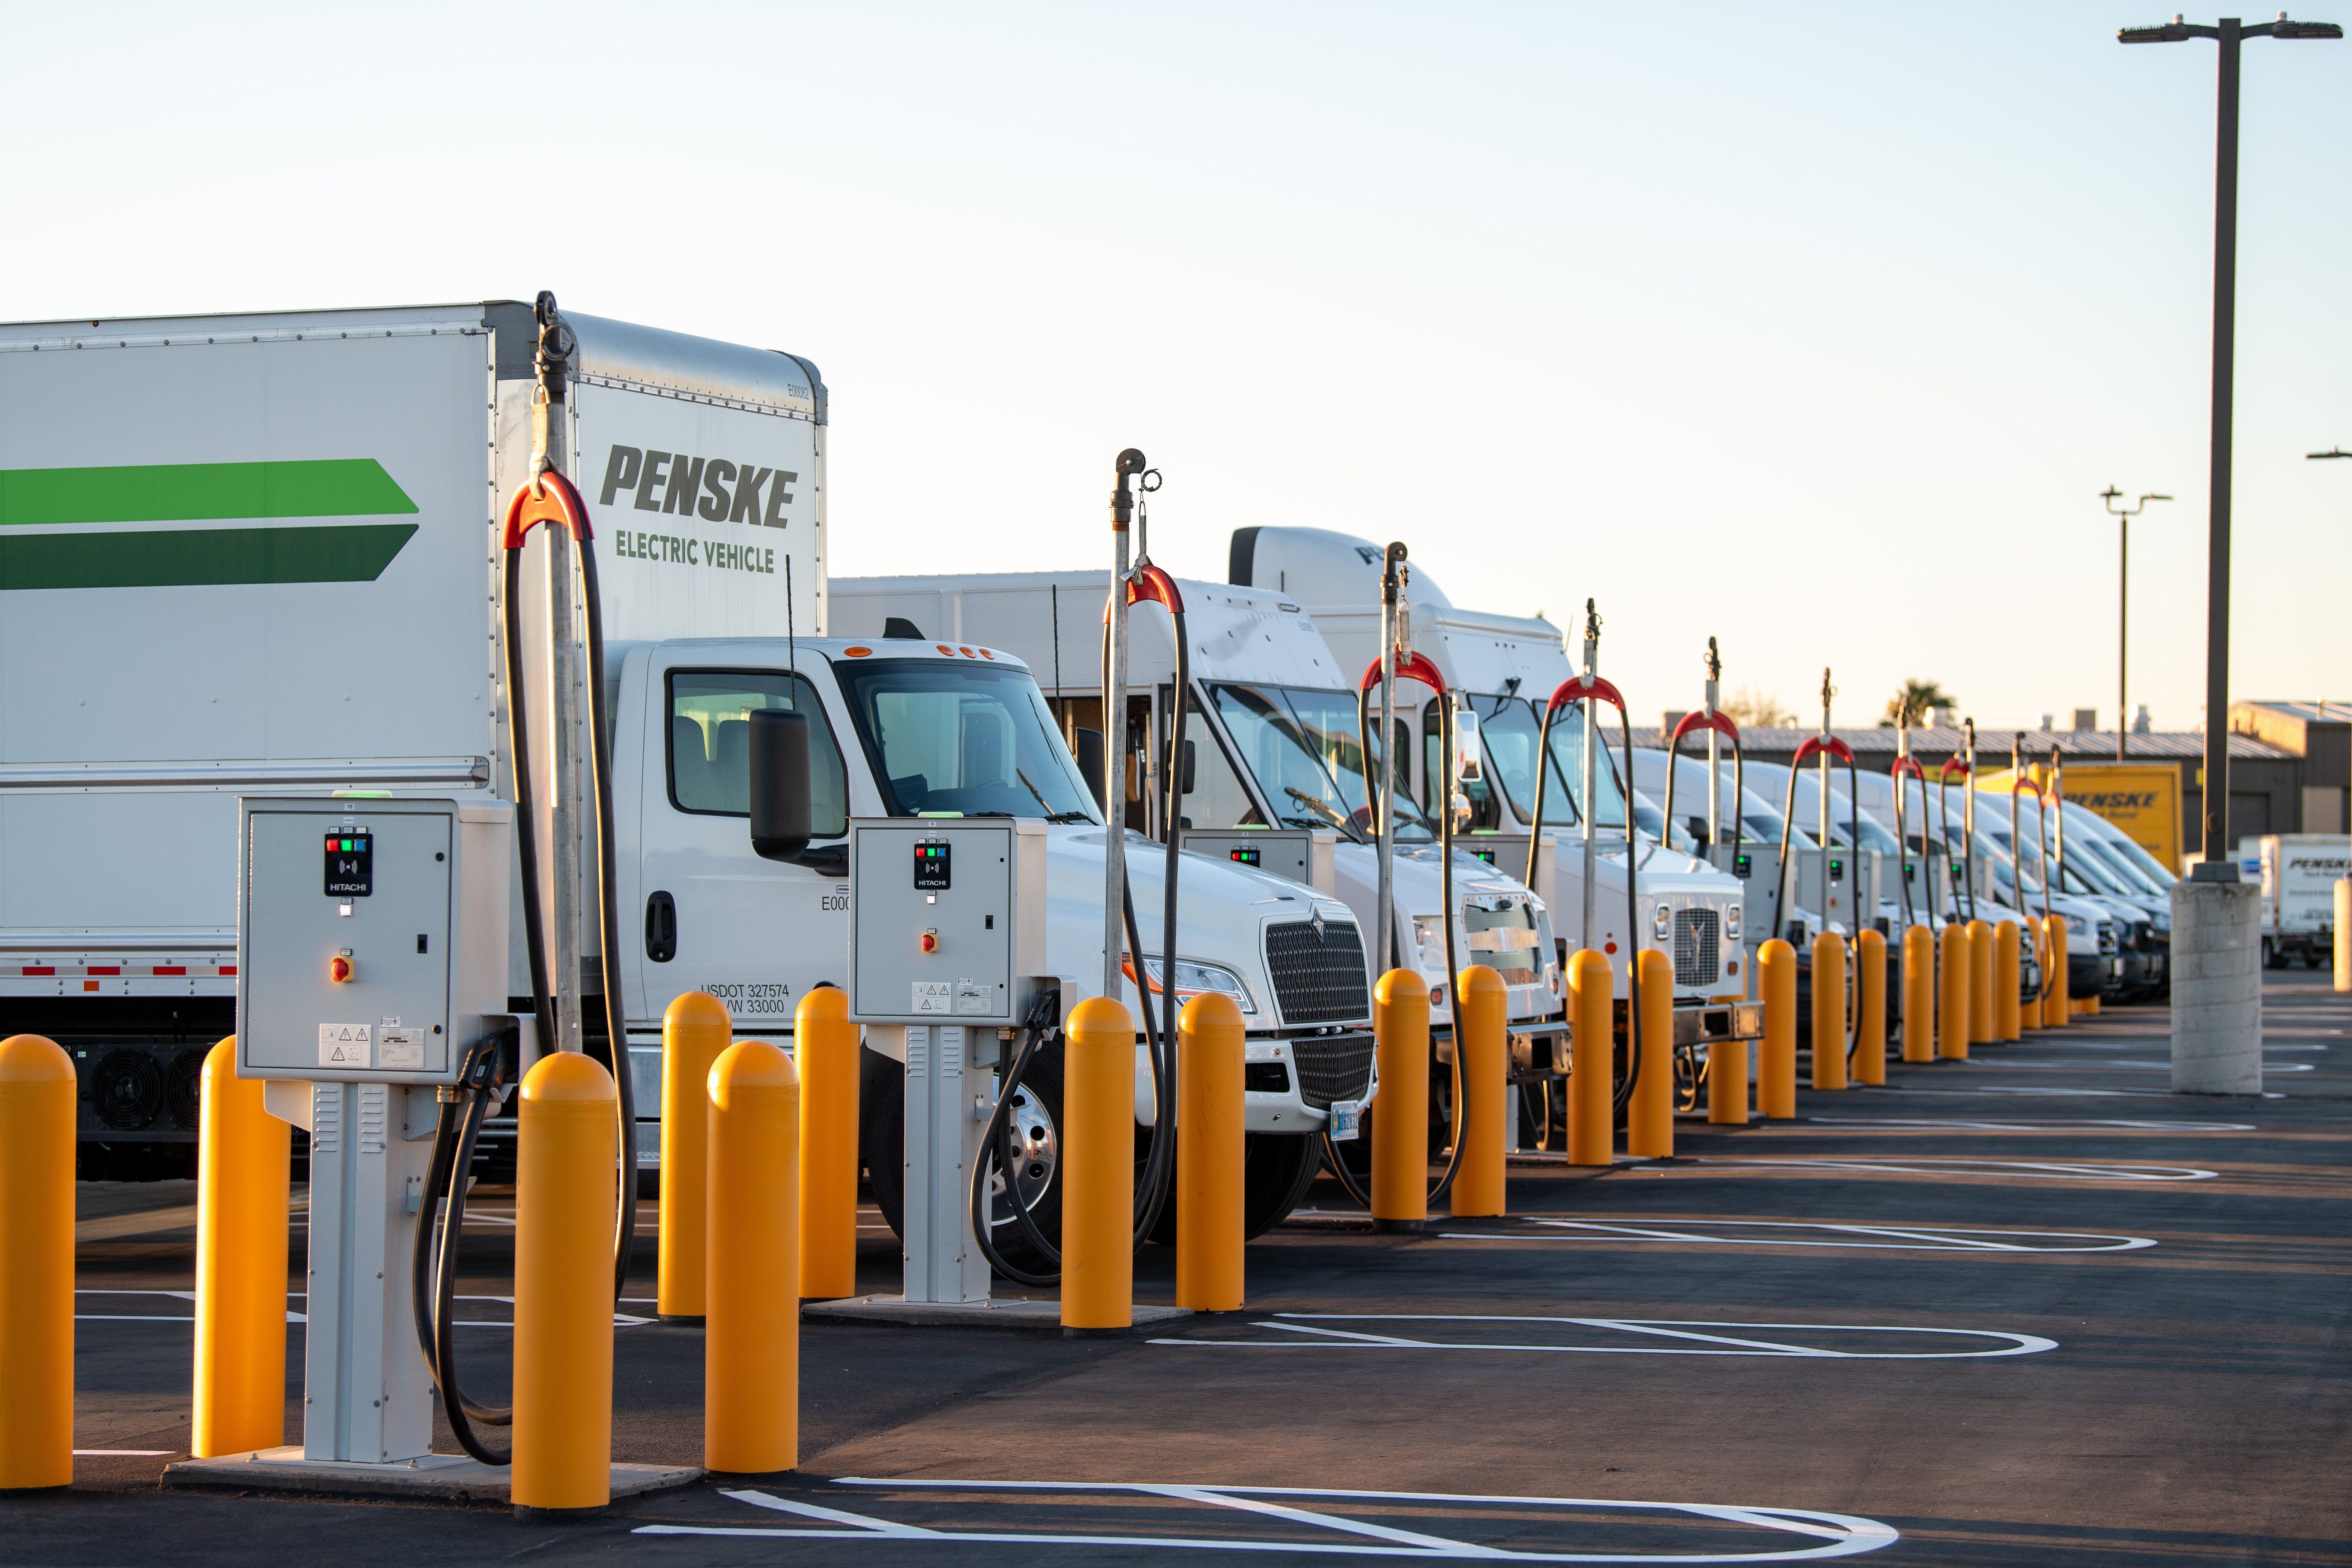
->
[1883,678,1957,727]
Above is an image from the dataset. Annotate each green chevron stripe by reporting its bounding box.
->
[0,459,417,526]
[0,524,419,591]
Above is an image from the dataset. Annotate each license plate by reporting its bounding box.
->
[1328,1100,1362,1142]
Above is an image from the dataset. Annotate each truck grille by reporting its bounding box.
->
[1264,920,1370,1026]
[2098,926,2117,958]
[1672,908,1721,988]
[1289,1032,1375,1109]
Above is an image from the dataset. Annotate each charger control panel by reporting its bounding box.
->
[237,797,513,1085]
[848,817,1047,1025]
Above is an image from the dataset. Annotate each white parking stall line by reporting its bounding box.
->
[636,1477,1902,1561]
[1691,1156,2216,1181]
[1804,1117,2255,1131]
[1983,1059,2315,1073]
[1441,1220,2155,1253]
[1152,1314,2057,1359]
[71,1288,646,1328]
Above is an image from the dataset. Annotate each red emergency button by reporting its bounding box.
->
[919,929,939,954]
[329,954,354,983]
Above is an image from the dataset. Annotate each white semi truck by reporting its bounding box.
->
[0,302,1369,1239]
[1225,527,1748,1005]
[829,571,1570,1088]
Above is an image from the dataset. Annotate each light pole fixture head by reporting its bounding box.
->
[2310,446,2352,460]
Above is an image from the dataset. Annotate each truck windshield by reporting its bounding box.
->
[834,659,1100,822]
[1211,683,1434,842]
[1474,696,1629,832]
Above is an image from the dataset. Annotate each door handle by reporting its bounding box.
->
[645,890,678,964]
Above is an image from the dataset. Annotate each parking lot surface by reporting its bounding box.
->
[14,972,2349,1566]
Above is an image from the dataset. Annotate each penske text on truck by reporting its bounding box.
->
[0,302,1370,1240]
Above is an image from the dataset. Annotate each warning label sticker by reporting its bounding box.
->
[378,1027,426,1070]
[955,980,992,1015]
[911,981,953,1015]
[318,1024,372,1068]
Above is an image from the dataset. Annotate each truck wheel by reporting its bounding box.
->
[2264,938,2284,970]
[1242,1132,1323,1238]
[861,1040,1064,1276]
[860,1045,905,1239]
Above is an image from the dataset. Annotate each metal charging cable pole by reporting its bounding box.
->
[1580,601,1601,955]
[1375,544,1405,972]
[1104,452,1143,1002]
[1705,639,1723,854]
[1961,719,1979,923]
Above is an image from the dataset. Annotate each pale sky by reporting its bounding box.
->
[7,1,2347,737]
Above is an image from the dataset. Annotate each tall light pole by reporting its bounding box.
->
[2100,487,2172,761]
[2121,12,2340,874]
[2314,447,2350,831]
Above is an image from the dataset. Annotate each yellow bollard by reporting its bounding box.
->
[658,991,732,1321]
[1757,939,1796,1118]
[1938,923,1971,1059]
[2085,991,2102,1015]
[2334,880,2350,993]
[705,1040,799,1474]
[1176,993,1247,1308]
[1062,995,1136,1329]
[1706,1039,1748,1124]
[512,1051,618,1515]
[1852,929,1886,1086]
[0,1034,75,1490]
[795,987,859,1301]
[193,1037,289,1459]
[1568,950,1616,1164]
[2044,916,2071,1030]
[1629,950,1676,1157]
[1450,966,1510,1213]
[1967,920,1994,1045]
[1370,969,1432,1228]
[1994,922,2022,1041]
[1901,926,1936,1062]
[1810,932,1848,1091]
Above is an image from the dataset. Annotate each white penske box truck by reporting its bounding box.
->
[0,302,1367,1241]
[2255,834,2347,968]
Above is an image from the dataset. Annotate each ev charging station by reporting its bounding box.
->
[847,816,1050,1307]
[1177,827,1337,895]
[234,796,515,1470]
[1795,846,1881,936]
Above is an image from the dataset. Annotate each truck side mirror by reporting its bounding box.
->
[749,709,812,861]
[1073,727,1106,810]
[1181,738,1196,796]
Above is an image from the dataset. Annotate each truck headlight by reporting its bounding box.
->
[1726,903,1742,934]
[1130,956,1258,1015]
[1412,915,1447,974]
[1652,904,1672,943]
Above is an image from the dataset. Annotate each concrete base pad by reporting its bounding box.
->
[161,1447,701,1504]
[804,1294,1192,1335]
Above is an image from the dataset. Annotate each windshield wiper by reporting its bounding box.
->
[1284,786,1369,846]
[1015,768,1092,824]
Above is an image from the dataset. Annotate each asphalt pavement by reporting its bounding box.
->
[13,972,2349,1566]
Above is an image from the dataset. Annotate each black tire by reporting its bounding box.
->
[861,1043,906,1238]
[1243,1132,1324,1238]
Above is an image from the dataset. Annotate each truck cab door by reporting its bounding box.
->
[635,659,853,1034]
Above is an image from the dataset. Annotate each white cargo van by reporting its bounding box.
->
[0,303,1367,1239]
